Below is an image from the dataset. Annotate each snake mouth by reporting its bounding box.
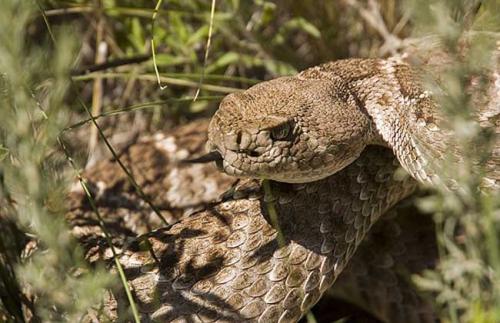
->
[235,149,261,157]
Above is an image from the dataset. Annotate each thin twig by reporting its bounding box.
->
[41,5,205,19]
[193,0,216,101]
[70,54,150,76]
[61,96,222,132]
[89,2,107,166]
[73,72,240,93]
[262,180,285,247]
[151,0,167,90]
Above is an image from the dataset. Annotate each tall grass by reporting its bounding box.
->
[0,1,113,321]
[406,1,500,322]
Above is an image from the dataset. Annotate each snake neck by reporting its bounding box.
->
[300,58,452,185]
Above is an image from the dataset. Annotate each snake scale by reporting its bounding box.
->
[68,57,498,322]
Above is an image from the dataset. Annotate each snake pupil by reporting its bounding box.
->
[270,123,291,141]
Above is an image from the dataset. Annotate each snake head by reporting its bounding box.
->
[206,76,373,183]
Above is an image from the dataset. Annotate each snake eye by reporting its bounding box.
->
[270,122,292,141]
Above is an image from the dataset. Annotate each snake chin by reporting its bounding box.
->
[217,152,349,184]
[219,160,246,177]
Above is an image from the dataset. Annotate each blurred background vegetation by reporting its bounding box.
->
[0,0,499,322]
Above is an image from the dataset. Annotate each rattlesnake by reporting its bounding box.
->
[69,56,498,322]
[71,122,435,322]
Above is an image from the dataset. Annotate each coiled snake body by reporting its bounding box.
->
[69,58,498,322]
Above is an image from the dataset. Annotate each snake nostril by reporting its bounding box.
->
[236,131,242,146]
[225,131,261,157]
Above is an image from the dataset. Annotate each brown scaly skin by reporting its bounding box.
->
[66,121,436,323]
[115,149,416,322]
[329,203,437,323]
